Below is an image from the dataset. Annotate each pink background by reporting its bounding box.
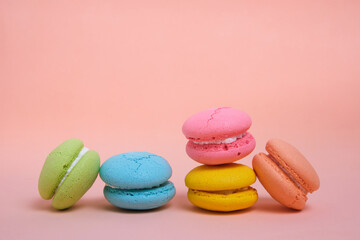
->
[1,0,360,239]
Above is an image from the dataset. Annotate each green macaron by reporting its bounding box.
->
[38,138,100,210]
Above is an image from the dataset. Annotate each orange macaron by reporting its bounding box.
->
[252,139,320,210]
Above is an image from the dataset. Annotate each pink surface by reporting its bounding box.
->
[1,0,360,239]
[186,132,256,165]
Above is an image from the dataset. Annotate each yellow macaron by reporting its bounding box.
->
[185,163,258,212]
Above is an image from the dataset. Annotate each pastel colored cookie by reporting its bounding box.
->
[185,163,258,212]
[252,139,320,210]
[182,107,256,165]
[100,152,176,210]
[38,139,100,210]
[104,181,175,210]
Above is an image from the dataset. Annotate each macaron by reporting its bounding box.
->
[252,139,320,210]
[100,152,176,210]
[38,139,100,210]
[185,163,258,212]
[182,107,256,165]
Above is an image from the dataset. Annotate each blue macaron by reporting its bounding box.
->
[100,152,176,210]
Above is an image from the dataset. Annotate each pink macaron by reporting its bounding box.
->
[182,107,256,165]
[252,139,320,210]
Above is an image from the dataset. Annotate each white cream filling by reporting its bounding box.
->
[268,154,308,194]
[56,147,89,191]
[192,133,246,145]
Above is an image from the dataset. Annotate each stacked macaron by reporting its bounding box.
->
[183,107,258,212]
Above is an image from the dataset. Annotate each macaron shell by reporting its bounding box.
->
[185,163,256,191]
[186,132,256,165]
[266,139,320,193]
[187,187,258,212]
[182,107,252,141]
[52,150,100,210]
[99,152,172,189]
[38,138,84,200]
[253,153,307,210]
[103,181,176,210]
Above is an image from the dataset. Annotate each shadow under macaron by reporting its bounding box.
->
[98,200,173,214]
[31,195,174,213]
[173,191,255,215]
[29,198,83,213]
[253,196,302,213]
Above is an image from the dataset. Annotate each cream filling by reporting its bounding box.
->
[202,187,250,195]
[268,154,308,194]
[192,133,247,145]
[55,147,89,193]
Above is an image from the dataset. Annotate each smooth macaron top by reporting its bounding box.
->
[185,163,256,191]
[100,152,172,189]
[38,138,84,200]
[266,139,320,193]
[182,107,252,142]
